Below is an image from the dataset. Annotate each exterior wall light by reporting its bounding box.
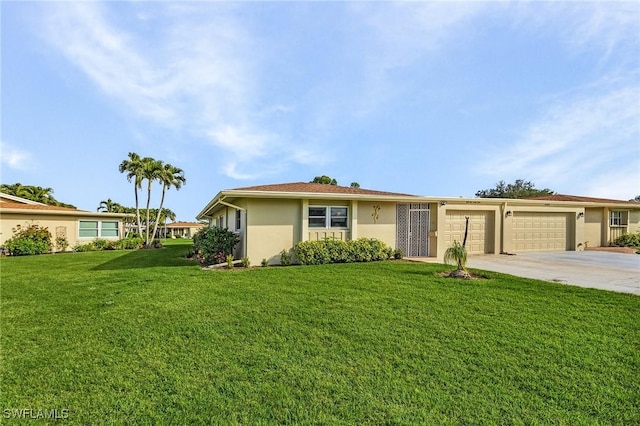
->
[505,210,513,217]
[577,212,584,219]
[440,201,447,206]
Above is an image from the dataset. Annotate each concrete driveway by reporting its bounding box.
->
[466,251,640,295]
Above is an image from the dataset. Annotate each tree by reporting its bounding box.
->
[475,179,554,199]
[119,153,146,238]
[140,157,164,246]
[151,163,185,242]
[1,183,76,208]
[97,198,124,213]
[311,175,338,185]
[350,182,360,188]
[630,195,640,203]
[444,241,470,279]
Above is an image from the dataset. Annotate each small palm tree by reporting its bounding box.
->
[444,240,470,278]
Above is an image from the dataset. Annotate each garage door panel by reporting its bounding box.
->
[512,212,570,252]
[444,211,494,255]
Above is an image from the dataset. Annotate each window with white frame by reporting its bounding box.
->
[79,220,119,238]
[609,211,627,227]
[309,206,348,228]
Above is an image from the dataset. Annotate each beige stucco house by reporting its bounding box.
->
[0,193,129,252]
[196,183,640,264]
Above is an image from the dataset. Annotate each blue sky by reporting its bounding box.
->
[1,1,639,221]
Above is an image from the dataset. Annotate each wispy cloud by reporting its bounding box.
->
[0,141,34,171]
[476,80,639,196]
[38,2,308,180]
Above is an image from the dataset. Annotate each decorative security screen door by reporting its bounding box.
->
[396,203,430,257]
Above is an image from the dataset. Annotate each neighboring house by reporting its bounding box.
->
[0,193,129,252]
[196,182,640,264]
[163,221,206,238]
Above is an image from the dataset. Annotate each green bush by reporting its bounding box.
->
[280,249,292,266]
[2,224,52,256]
[614,232,640,247]
[192,227,240,266]
[294,238,394,265]
[73,243,98,252]
[115,237,144,250]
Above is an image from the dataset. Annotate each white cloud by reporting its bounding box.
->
[0,142,34,171]
[476,81,639,196]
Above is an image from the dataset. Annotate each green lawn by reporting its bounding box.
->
[1,242,638,424]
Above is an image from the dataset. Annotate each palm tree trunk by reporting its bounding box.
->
[151,186,167,244]
[145,182,153,246]
[134,186,143,238]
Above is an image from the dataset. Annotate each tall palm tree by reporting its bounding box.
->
[119,153,145,238]
[158,208,177,239]
[151,163,186,242]
[141,157,164,246]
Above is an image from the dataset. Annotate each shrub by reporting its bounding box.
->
[92,239,114,250]
[55,237,69,253]
[294,238,394,265]
[280,249,292,266]
[393,248,404,260]
[192,227,240,266]
[614,232,640,248]
[241,257,250,268]
[2,224,52,256]
[261,258,268,267]
[226,254,234,269]
[73,243,98,253]
[115,237,143,250]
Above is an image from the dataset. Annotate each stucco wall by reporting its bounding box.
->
[584,208,604,248]
[355,201,397,249]
[245,198,301,264]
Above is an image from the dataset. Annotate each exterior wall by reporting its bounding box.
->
[245,198,302,265]
[0,213,124,252]
[355,201,397,249]
[584,208,604,248]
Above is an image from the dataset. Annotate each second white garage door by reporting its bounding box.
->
[512,212,570,252]
[444,211,495,255]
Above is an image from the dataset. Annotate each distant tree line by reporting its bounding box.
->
[1,183,76,208]
[311,175,360,188]
[475,179,554,199]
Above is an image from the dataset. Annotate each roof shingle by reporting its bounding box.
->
[231,182,415,197]
[527,194,639,205]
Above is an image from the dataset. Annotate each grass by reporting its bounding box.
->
[1,241,639,424]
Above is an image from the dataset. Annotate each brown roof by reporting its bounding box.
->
[528,194,639,205]
[0,200,80,212]
[166,222,206,228]
[231,182,416,197]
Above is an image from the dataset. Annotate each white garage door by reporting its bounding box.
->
[444,211,494,255]
[512,212,570,252]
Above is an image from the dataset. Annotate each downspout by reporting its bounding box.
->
[501,202,508,254]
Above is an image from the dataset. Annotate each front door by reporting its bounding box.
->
[397,203,430,257]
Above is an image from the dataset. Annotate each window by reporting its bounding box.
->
[79,221,119,238]
[235,210,242,230]
[309,206,348,228]
[610,211,627,227]
[79,221,98,238]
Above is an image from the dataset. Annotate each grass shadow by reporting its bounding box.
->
[92,245,196,271]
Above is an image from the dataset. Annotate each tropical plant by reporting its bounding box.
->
[97,198,124,213]
[119,153,145,238]
[119,153,185,247]
[1,183,76,208]
[150,163,185,243]
[443,240,470,278]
